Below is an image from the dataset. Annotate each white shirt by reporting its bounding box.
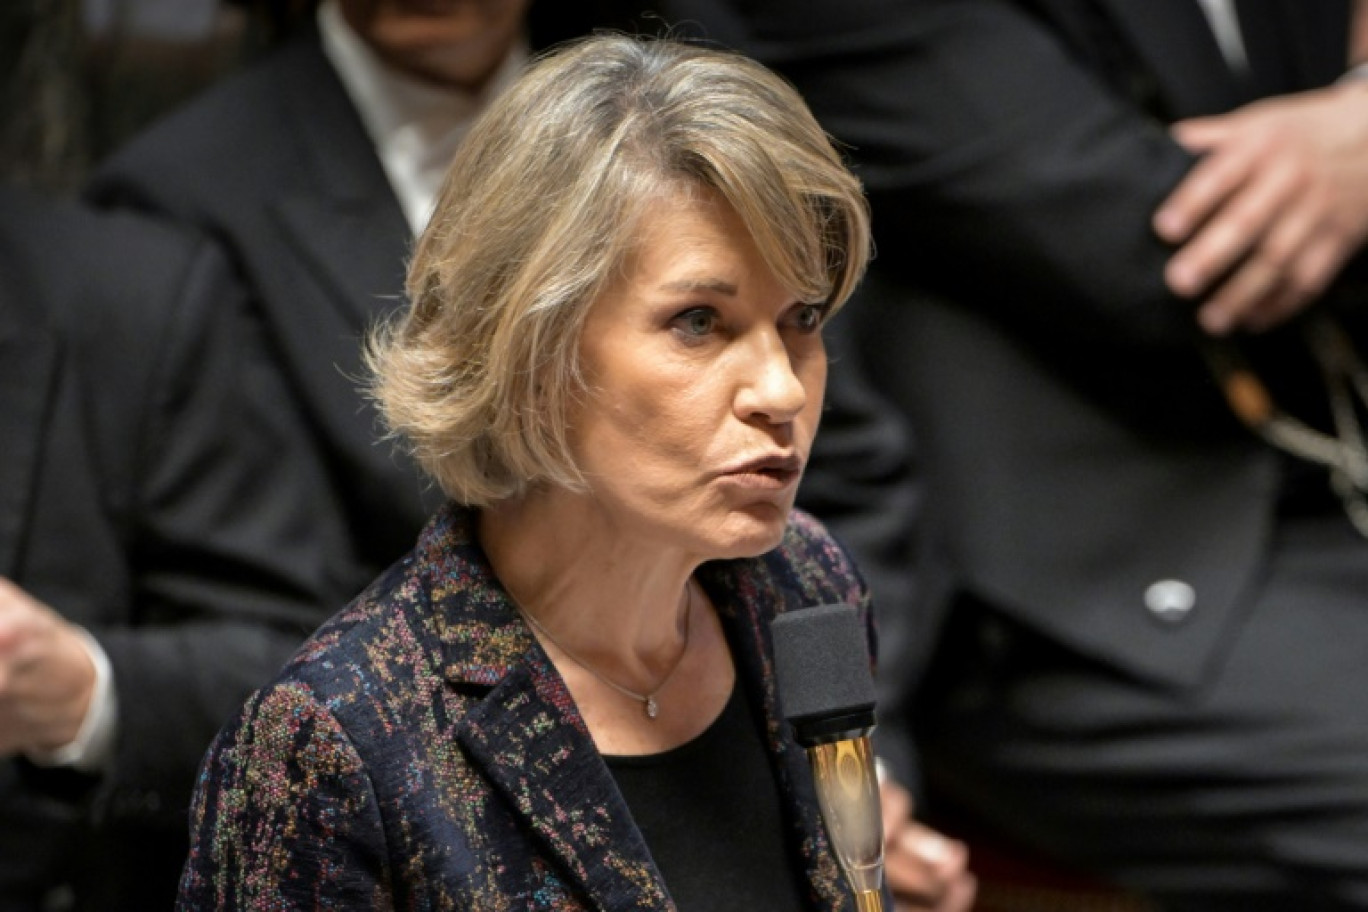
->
[1194,0,1250,75]
[317,0,529,234]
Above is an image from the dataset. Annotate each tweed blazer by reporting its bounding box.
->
[178,504,874,910]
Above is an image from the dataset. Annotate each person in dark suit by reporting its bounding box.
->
[81,1,690,601]
[640,0,1368,907]
[83,0,510,598]
[178,34,889,909]
[0,187,349,910]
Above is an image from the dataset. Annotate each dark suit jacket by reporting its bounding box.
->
[179,505,875,910]
[646,0,1356,763]
[85,29,439,598]
[0,188,349,909]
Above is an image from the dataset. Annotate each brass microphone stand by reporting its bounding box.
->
[809,734,885,912]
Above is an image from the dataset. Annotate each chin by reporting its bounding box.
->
[709,508,791,560]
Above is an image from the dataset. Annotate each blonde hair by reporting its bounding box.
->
[368,33,871,506]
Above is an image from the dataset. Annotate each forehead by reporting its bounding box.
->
[583,191,801,341]
[607,192,751,296]
[604,161,827,310]
[627,184,748,265]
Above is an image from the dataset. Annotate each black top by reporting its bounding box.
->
[605,684,811,911]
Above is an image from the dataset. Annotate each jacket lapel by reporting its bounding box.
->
[1091,0,1248,118]
[454,658,672,911]
[255,34,436,540]
[422,508,670,910]
[272,32,411,335]
[271,190,412,424]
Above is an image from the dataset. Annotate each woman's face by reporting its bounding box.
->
[571,190,828,561]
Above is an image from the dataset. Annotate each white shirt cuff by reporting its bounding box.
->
[25,627,119,774]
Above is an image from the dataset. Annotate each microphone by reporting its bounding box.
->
[772,603,885,912]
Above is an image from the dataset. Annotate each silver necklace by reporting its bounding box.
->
[516,581,695,720]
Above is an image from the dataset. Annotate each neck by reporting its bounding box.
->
[479,489,698,674]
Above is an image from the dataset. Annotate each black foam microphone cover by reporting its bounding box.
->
[772,603,877,746]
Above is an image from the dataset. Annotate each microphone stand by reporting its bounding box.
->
[772,603,886,912]
[808,733,885,912]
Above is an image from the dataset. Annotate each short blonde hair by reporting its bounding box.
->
[368,33,871,506]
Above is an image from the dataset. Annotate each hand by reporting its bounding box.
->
[880,777,977,912]
[1152,81,1368,335]
[0,577,95,756]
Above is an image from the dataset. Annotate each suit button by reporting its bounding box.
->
[1144,579,1195,623]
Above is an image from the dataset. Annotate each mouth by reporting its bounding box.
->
[719,452,804,489]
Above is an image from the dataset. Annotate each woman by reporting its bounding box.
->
[178,33,879,910]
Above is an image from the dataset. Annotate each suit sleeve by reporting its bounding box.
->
[178,682,394,909]
[92,236,355,830]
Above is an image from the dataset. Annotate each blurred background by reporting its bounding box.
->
[0,0,297,191]
[0,0,642,192]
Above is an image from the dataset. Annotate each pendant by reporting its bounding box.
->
[644,696,659,719]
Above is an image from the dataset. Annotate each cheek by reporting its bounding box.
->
[612,383,716,454]
[572,378,712,478]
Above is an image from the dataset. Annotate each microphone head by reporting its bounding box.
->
[771,603,877,746]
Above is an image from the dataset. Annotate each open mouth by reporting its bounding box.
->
[722,454,803,488]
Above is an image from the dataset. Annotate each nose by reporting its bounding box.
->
[734,330,810,425]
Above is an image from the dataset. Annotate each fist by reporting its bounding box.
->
[0,577,96,756]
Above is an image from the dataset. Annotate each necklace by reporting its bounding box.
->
[516,581,695,720]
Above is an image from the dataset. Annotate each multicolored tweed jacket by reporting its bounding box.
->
[177,502,875,911]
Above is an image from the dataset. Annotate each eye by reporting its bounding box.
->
[672,307,718,338]
[788,303,829,334]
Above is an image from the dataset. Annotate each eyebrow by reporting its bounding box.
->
[657,278,738,296]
